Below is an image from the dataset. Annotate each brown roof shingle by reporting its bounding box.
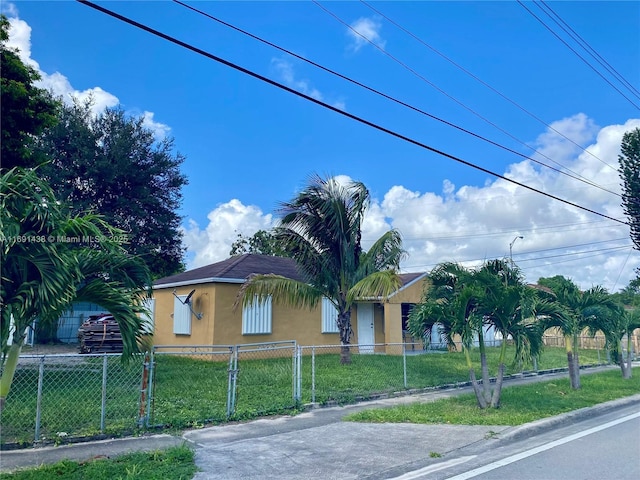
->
[154,254,304,287]
[155,253,427,292]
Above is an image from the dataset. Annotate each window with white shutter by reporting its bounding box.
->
[321,297,339,333]
[142,298,155,334]
[242,296,272,335]
[173,295,191,335]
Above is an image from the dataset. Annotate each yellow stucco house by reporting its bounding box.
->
[151,254,427,352]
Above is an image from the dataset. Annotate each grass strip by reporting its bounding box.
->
[0,445,197,480]
[345,368,640,426]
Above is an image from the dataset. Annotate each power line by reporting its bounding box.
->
[316,0,621,176]
[359,0,619,177]
[404,243,632,271]
[77,0,627,227]
[172,0,619,198]
[518,0,640,111]
[538,0,640,101]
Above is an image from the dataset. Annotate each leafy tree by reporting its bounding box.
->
[538,276,619,389]
[0,168,152,411]
[619,127,640,252]
[229,229,288,257]
[610,277,640,307]
[37,101,188,278]
[0,15,59,170]
[409,260,558,409]
[237,175,405,364]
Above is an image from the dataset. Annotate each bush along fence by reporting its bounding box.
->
[1,336,637,448]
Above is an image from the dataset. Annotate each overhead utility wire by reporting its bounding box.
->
[359,0,619,176]
[404,244,632,271]
[538,0,640,100]
[314,2,621,183]
[173,0,619,198]
[517,0,640,111]
[78,0,626,227]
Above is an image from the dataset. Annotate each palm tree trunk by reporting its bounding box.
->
[478,330,491,404]
[463,347,487,409]
[621,338,632,379]
[469,368,488,409]
[490,363,505,408]
[566,335,580,389]
[0,339,24,413]
[338,311,352,365]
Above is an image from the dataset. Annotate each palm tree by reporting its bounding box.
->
[540,278,618,389]
[237,175,405,364]
[409,260,555,409]
[595,307,640,379]
[1,168,152,411]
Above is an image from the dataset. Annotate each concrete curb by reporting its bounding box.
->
[498,393,640,443]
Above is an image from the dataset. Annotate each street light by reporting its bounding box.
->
[509,236,523,264]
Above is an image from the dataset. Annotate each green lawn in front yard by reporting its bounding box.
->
[0,344,608,445]
[0,445,197,480]
[345,368,640,426]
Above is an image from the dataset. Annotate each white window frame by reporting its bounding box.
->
[321,297,340,333]
[242,295,272,335]
[173,295,191,335]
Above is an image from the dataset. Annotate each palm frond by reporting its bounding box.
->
[236,274,324,311]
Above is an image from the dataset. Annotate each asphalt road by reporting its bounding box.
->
[397,403,640,480]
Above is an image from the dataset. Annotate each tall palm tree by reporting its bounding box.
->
[409,260,556,409]
[237,175,405,364]
[541,279,618,389]
[1,168,152,411]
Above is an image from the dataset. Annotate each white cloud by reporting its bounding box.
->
[183,116,640,291]
[4,4,165,135]
[271,58,346,110]
[182,200,274,268]
[141,111,171,141]
[347,17,386,52]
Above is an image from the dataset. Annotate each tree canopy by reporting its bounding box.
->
[619,127,640,252]
[37,101,188,278]
[0,15,59,170]
[229,229,288,257]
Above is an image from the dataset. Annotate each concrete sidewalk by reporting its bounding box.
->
[1,366,638,478]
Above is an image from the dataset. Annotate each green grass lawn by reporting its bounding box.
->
[0,344,607,445]
[0,445,197,480]
[345,368,640,426]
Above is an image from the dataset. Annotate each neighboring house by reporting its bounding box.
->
[151,254,427,353]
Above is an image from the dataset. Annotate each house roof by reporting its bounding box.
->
[154,253,427,293]
[154,254,305,288]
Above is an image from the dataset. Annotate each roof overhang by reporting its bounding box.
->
[153,277,246,290]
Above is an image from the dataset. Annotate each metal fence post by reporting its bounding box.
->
[311,346,316,404]
[403,343,407,389]
[100,354,108,433]
[296,346,302,402]
[226,346,238,419]
[34,356,45,443]
[291,345,297,402]
[144,350,155,428]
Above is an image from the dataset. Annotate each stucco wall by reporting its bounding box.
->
[153,284,216,346]
[152,277,426,348]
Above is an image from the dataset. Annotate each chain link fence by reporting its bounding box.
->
[3,336,637,447]
[1,353,144,447]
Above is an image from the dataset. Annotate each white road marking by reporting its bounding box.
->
[446,411,640,480]
[386,456,476,480]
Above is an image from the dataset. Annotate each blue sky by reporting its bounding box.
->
[5,1,640,290]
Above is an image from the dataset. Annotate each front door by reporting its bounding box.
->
[356,303,375,354]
